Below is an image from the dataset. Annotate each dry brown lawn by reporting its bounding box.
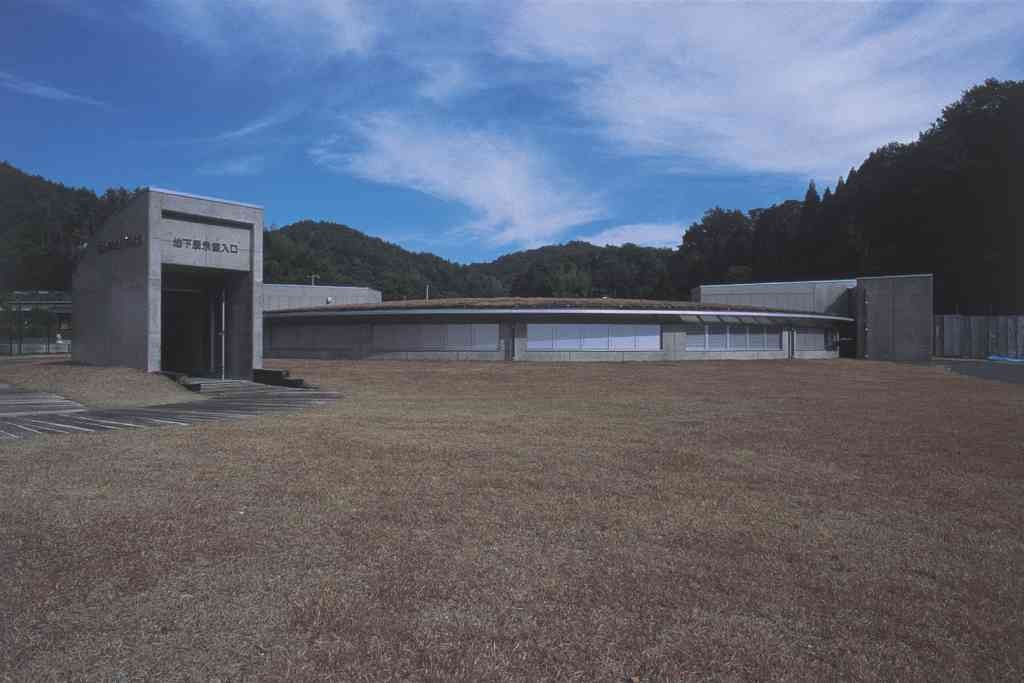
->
[0,355,201,408]
[1,359,1023,680]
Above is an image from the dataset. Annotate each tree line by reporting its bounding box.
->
[1,78,1020,313]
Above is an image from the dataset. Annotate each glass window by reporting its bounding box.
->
[446,324,473,350]
[729,326,749,350]
[527,323,555,350]
[766,326,783,350]
[470,324,499,351]
[420,324,445,349]
[581,324,610,350]
[526,323,662,351]
[797,328,826,350]
[685,325,706,350]
[554,324,582,350]
[636,325,661,351]
[708,325,727,350]
[748,327,767,350]
[609,324,636,350]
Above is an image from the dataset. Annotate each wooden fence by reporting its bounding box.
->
[934,315,1024,359]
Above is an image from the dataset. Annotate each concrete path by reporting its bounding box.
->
[937,359,1024,385]
[0,383,85,417]
[0,382,339,441]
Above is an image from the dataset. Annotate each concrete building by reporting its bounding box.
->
[73,188,931,370]
[262,283,381,311]
[695,274,934,361]
[72,188,264,378]
[264,298,850,362]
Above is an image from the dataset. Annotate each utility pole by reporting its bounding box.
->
[425,283,430,300]
[310,274,319,286]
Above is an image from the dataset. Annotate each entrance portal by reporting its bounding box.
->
[161,266,230,377]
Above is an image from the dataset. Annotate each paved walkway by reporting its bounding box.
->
[0,382,339,441]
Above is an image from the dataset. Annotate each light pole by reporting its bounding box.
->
[310,274,319,286]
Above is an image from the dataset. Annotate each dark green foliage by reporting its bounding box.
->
[0,162,136,290]
[667,78,1024,313]
[264,224,673,300]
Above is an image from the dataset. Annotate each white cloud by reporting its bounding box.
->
[214,107,300,141]
[416,60,473,103]
[311,112,605,246]
[499,3,1024,178]
[147,0,378,59]
[197,155,265,176]
[0,71,109,108]
[578,222,683,249]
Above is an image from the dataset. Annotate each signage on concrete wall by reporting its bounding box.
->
[158,221,252,272]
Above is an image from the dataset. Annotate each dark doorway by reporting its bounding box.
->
[161,266,228,376]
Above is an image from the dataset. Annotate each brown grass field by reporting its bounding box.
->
[1,359,1023,680]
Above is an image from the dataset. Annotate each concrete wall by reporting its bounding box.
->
[72,192,152,369]
[151,190,263,376]
[265,317,508,361]
[855,275,933,361]
[697,279,856,315]
[73,188,263,376]
[935,315,1024,359]
[265,316,839,362]
[262,284,381,311]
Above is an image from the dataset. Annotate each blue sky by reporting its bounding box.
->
[2,1,1022,263]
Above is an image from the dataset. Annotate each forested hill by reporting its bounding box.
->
[264,222,673,300]
[0,162,135,291]
[2,78,1021,312]
[672,78,1022,315]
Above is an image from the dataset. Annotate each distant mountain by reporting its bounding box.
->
[264,220,675,300]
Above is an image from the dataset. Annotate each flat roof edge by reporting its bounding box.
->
[263,283,379,290]
[266,307,853,323]
[700,278,858,289]
[148,187,263,210]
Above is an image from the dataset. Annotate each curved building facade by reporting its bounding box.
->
[264,298,851,362]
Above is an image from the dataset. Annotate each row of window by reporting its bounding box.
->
[685,325,785,351]
[372,323,499,351]
[526,324,661,352]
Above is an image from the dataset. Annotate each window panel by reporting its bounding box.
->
[581,324,610,350]
[419,324,445,349]
[635,325,661,351]
[609,324,636,351]
[554,324,582,350]
[729,326,749,350]
[766,326,783,350]
[748,327,767,350]
[796,328,826,350]
[445,324,473,350]
[471,324,499,351]
[527,324,555,350]
[684,324,706,350]
[708,325,727,350]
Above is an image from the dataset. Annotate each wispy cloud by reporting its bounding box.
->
[146,0,379,60]
[416,60,474,104]
[577,222,683,249]
[499,3,1024,178]
[0,71,110,108]
[311,112,605,246]
[197,154,265,176]
[214,107,301,141]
